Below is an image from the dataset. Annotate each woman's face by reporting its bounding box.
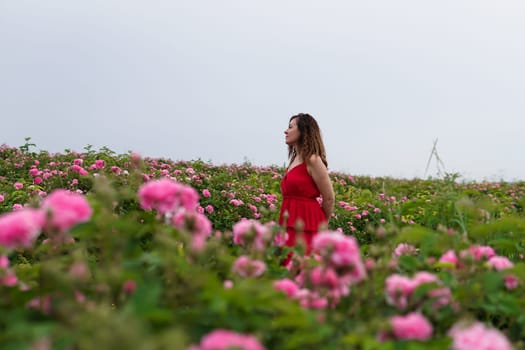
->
[285,118,300,146]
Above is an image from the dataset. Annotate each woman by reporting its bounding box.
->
[279,113,335,256]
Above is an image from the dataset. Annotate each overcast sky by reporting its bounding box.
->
[1,1,524,181]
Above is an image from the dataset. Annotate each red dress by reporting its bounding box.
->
[279,163,327,254]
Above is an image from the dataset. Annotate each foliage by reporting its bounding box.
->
[0,143,524,349]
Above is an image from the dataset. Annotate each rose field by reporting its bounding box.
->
[1,142,525,350]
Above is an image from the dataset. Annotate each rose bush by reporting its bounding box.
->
[0,143,524,349]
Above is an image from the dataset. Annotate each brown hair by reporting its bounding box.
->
[288,113,328,168]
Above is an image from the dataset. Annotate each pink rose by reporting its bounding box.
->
[394,243,417,257]
[232,256,266,278]
[439,250,459,266]
[232,219,268,251]
[504,274,519,290]
[122,280,137,295]
[391,312,433,341]
[0,256,9,269]
[192,329,266,350]
[273,278,299,298]
[138,179,198,214]
[449,321,512,350]
[487,256,514,271]
[1,273,18,287]
[313,231,366,283]
[385,274,416,309]
[41,189,92,231]
[467,245,496,260]
[0,208,45,250]
[229,199,243,207]
[385,272,445,309]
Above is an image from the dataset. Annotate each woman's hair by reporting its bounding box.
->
[288,113,328,168]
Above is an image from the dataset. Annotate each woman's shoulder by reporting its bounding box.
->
[305,154,323,166]
[305,154,328,175]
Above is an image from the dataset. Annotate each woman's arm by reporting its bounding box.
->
[307,155,335,222]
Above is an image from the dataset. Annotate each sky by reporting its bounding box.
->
[1,0,524,181]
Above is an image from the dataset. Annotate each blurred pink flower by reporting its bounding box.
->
[274,278,299,298]
[138,179,199,214]
[427,287,453,309]
[247,204,258,214]
[385,274,415,309]
[223,280,234,289]
[449,321,512,350]
[205,205,214,214]
[110,166,122,175]
[70,165,89,176]
[412,271,439,285]
[229,199,243,207]
[310,267,339,289]
[0,255,8,269]
[1,273,18,287]
[41,189,92,231]
[68,261,90,281]
[202,189,211,198]
[191,329,266,350]
[14,182,23,190]
[232,256,266,278]
[0,255,18,287]
[0,208,45,250]
[273,230,288,247]
[394,243,416,257]
[313,231,366,283]
[90,159,106,170]
[26,295,52,315]
[391,312,433,341]
[172,210,211,234]
[467,245,496,260]
[385,272,444,309]
[74,290,86,304]
[171,209,212,252]
[232,219,268,251]
[0,194,4,202]
[123,280,137,295]
[365,258,375,271]
[296,289,329,309]
[504,274,518,290]
[487,256,514,271]
[439,250,459,266]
